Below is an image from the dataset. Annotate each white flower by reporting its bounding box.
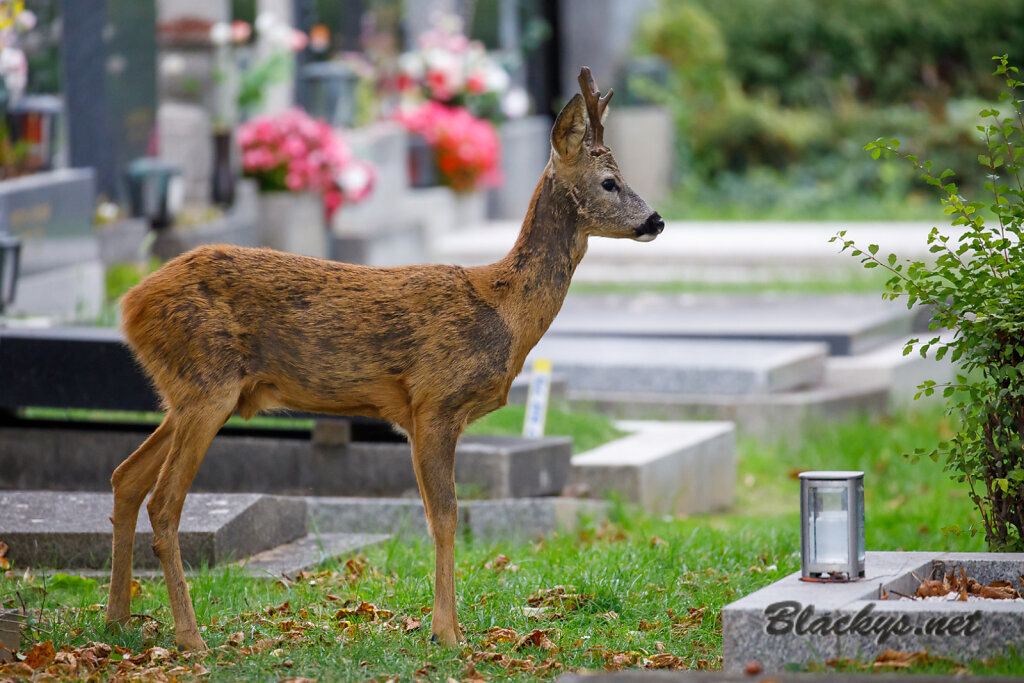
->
[484,64,510,93]
[501,87,530,119]
[209,21,232,46]
[398,52,424,79]
[338,163,371,195]
[14,9,35,32]
[0,47,27,98]
[255,12,278,35]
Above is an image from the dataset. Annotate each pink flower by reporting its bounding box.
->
[290,28,308,52]
[395,102,501,193]
[231,20,251,43]
[237,108,376,201]
[465,72,486,94]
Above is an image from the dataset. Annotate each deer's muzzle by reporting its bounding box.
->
[634,212,665,242]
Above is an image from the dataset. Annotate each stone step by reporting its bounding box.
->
[567,382,889,439]
[0,491,306,570]
[548,294,916,356]
[571,421,736,515]
[306,496,607,543]
[0,427,572,500]
[241,532,392,577]
[826,333,956,405]
[527,336,827,396]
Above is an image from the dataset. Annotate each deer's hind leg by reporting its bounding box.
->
[146,393,236,651]
[106,412,177,629]
[410,409,463,646]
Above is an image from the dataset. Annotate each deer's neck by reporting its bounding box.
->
[487,167,588,353]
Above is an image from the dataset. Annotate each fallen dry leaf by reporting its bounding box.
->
[514,628,556,652]
[480,626,517,647]
[526,585,593,611]
[224,631,245,647]
[874,649,928,668]
[643,653,688,670]
[401,616,421,633]
[24,641,56,669]
[637,619,659,631]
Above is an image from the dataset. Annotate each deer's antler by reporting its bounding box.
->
[577,66,614,154]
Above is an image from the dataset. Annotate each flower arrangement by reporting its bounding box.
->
[396,101,502,193]
[396,15,527,122]
[0,1,36,102]
[237,108,375,218]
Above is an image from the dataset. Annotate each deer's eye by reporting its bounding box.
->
[601,179,618,192]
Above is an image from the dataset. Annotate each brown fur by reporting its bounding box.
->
[105,71,659,650]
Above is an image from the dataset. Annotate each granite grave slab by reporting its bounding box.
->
[527,336,827,396]
[569,383,889,439]
[722,551,1024,673]
[0,426,571,500]
[306,496,607,543]
[0,491,306,570]
[547,294,916,356]
[571,420,735,515]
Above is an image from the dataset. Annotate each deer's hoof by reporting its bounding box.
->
[176,634,209,652]
[430,630,460,648]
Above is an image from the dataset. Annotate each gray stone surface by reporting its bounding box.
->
[723,551,1024,673]
[307,496,607,543]
[488,115,551,220]
[568,383,889,439]
[0,427,571,499]
[557,673,1022,682]
[548,294,915,356]
[528,336,827,396]
[508,372,568,404]
[9,259,104,321]
[826,333,956,405]
[604,106,674,205]
[571,421,735,515]
[0,491,306,569]
[150,182,259,260]
[0,610,19,662]
[241,532,391,577]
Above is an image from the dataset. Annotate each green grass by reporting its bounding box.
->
[19,407,316,432]
[2,404,1017,680]
[465,403,626,454]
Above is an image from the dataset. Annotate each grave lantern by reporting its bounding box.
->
[799,470,865,581]
[125,158,184,229]
[0,233,21,315]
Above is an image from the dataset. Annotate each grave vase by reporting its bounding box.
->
[452,190,487,229]
[258,191,327,259]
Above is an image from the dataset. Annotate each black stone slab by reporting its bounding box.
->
[0,326,392,436]
[0,491,306,569]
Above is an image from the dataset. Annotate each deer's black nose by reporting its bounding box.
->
[643,212,664,235]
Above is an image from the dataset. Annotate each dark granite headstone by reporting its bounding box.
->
[61,0,157,200]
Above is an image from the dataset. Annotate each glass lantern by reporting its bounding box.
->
[799,471,865,580]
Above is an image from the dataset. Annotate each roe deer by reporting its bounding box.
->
[105,67,664,650]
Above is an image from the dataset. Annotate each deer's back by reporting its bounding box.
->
[122,244,516,424]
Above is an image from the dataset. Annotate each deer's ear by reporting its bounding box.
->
[551,94,587,160]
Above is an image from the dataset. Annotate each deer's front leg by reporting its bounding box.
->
[410,412,462,646]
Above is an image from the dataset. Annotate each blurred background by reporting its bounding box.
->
[0,0,1021,320]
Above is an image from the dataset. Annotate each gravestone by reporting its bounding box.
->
[62,0,157,200]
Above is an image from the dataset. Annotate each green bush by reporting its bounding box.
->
[833,56,1024,551]
[635,0,1024,217]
